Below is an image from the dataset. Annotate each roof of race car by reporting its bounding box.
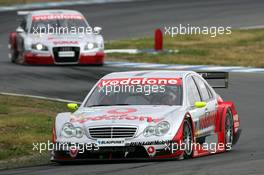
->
[26,10,83,16]
[102,70,196,79]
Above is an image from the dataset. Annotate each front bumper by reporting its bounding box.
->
[23,51,104,65]
[51,141,183,162]
[23,52,54,64]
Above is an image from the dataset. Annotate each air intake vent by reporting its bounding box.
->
[89,127,137,139]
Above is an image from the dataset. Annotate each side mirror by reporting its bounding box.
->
[195,101,206,108]
[67,103,79,111]
[16,27,24,33]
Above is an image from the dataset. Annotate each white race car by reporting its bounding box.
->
[9,10,104,65]
[52,70,241,162]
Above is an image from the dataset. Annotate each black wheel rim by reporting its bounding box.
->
[225,114,233,147]
[183,121,193,155]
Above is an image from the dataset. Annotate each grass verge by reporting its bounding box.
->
[105,29,264,68]
[0,95,68,169]
[0,0,63,6]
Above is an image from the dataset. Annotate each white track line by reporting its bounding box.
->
[105,61,264,73]
[0,92,81,104]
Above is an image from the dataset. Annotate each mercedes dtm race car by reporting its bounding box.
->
[9,10,104,65]
[52,70,241,162]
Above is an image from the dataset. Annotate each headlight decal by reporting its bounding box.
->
[60,122,84,138]
[143,121,170,137]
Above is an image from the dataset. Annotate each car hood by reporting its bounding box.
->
[70,105,184,128]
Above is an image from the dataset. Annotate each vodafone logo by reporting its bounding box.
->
[107,108,137,114]
[32,14,83,21]
[70,108,164,123]
[99,78,182,87]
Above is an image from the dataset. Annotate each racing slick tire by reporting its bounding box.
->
[9,47,18,63]
[15,42,27,64]
[9,32,18,63]
[183,118,194,159]
[16,50,25,64]
[225,109,234,151]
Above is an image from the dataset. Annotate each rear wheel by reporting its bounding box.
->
[225,110,234,151]
[183,118,193,159]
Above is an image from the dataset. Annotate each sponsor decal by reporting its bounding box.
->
[146,146,156,156]
[70,114,163,123]
[69,147,78,158]
[199,113,215,129]
[107,108,137,114]
[53,41,79,45]
[32,14,84,21]
[97,138,125,147]
[194,111,216,136]
[147,146,155,154]
[195,112,216,131]
[98,78,182,87]
[70,108,164,123]
[233,114,239,121]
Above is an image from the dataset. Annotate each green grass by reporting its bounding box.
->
[0,0,63,6]
[0,95,68,169]
[105,29,264,68]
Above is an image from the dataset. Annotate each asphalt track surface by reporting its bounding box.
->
[1,0,264,174]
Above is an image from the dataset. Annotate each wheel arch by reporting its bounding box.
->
[216,101,238,133]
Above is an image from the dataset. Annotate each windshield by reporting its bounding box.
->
[30,14,88,34]
[85,78,183,107]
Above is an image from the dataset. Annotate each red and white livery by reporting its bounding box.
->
[9,10,104,65]
[52,70,241,162]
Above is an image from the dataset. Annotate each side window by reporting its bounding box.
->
[193,76,210,101]
[206,84,214,99]
[20,18,27,31]
[187,76,201,106]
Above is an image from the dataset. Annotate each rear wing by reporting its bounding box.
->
[198,72,229,88]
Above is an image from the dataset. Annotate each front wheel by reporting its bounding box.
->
[183,118,193,159]
[9,45,18,63]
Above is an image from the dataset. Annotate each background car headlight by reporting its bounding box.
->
[155,121,170,136]
[84,42,98,50]
[60,123,84,138]
[32,43,48,51]
[143,121,170,137]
